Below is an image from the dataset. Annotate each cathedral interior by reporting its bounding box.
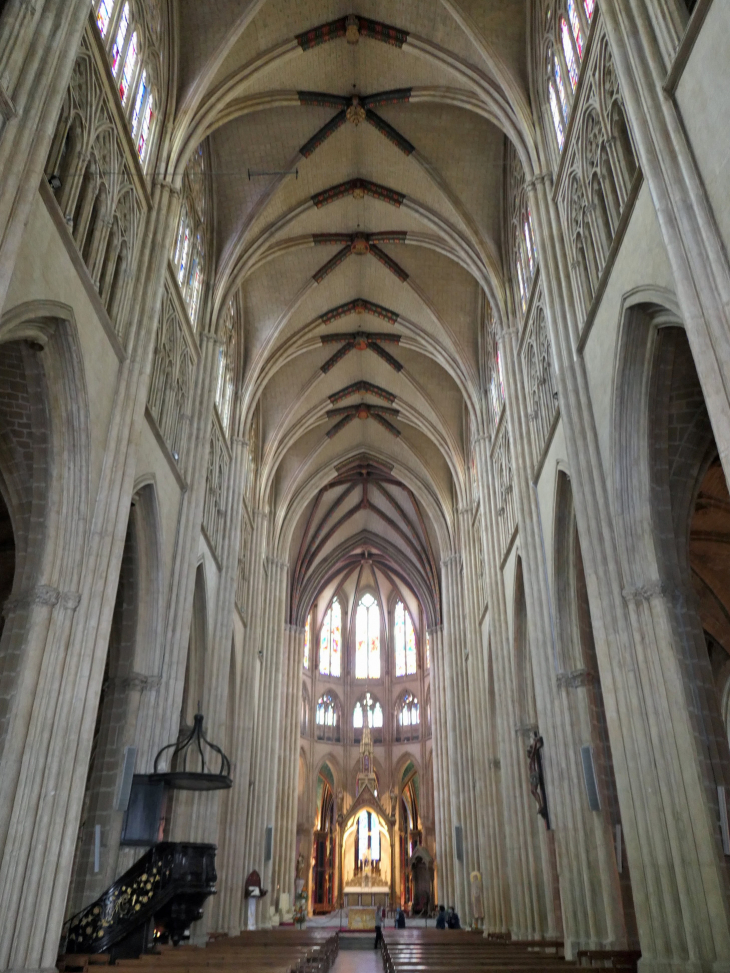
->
[1,0,730,970]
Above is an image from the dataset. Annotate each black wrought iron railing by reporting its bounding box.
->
[62,842,216,958]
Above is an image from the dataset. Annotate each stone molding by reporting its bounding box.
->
[556,668,597,690]
[622,580,667,602]
[3,584,81,615]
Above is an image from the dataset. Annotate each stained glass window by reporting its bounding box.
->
[372,701,383,727]
[567,0,584,58]
[111,3,129,75]
[584,0,595,20]
[137,94,154,161]
[119,31,139,103]
[96,0,115,37]
[394,601,417,676]
[320,597,342,677]
[516,256,527,313]
[426,632,430,669]
[399,692,419,726]
[560,19,579,90]
[524,218,536,276]
[549,83,565,149]
[356,593,380,679]
[358,810,368,859]
[554,55,569,120]
[396,692,420,741]
[187,238,203,325]
[354,701,364,728]
[371,817,380,860]
[131,71,147,135]
[315,692,339,741]
[357,811,381,862]
[303,614,310,669]
[176,216,190,285]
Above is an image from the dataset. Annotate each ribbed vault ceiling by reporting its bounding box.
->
[171,0,531,622]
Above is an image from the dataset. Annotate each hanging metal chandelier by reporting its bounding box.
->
[150,712,232,791]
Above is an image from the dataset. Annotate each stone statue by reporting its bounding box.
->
[296,853,305,880]
[470,871,484,922]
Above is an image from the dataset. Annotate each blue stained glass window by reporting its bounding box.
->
[561,18,579,90]
[111,3,129,75]
[96,0,115,37]
[549,83,565,149]
[568,0,584,57]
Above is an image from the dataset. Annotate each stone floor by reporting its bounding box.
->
[331,949,384,972]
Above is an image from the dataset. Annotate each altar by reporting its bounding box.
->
[335,712,395,927]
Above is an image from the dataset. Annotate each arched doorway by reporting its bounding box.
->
[0,488,14,647]
[312,763,337,913]
[612,303,730,965]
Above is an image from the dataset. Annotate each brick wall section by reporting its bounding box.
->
[0,342,48,754]
[651,327,730,840]
[0,344,34,544]
[67,508,139,914]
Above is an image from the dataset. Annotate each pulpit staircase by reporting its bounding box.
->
[60,842,217,961]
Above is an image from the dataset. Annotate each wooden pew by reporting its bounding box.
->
[382,929,573,973]
[60,930,338,973]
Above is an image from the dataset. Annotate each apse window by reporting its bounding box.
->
[303,613,311,669]
[354,695,384,743]
[356,593,380,679]
[396,691,420,742]
[315,692,340,742]
[394,600,417,676]
[320,597,342,677]
[357,810,381,864]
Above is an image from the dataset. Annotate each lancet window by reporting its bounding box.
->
[394,601,417,677]
[215,296,238,437]
[93,0,161,167]
[320,598,342,677]
[541,0,596,154]
[356,593,381,679]
[396,692,420,742]
[301,684,310,736]
[426,632,430,670]
[354,693,384,744]
[356,811,381,864]
[172,143,209,329]
[482,303,505,431]
[303,613,311,669]
[507,144,539,320]
[315,692,341,742]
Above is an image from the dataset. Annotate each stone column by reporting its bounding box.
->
[440,552,475,919]
[271,624,304,922]
[219,506,266,934]
[429,624,454,908]
[473,424,542,941]
[0,158,180,970]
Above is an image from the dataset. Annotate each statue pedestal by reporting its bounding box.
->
[279,892,292,923]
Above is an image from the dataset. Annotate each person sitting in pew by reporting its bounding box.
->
[447,906,461,929]
[436,905,447,929]
[396,908,406,928]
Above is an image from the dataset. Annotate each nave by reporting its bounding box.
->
[2,1,730,972]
